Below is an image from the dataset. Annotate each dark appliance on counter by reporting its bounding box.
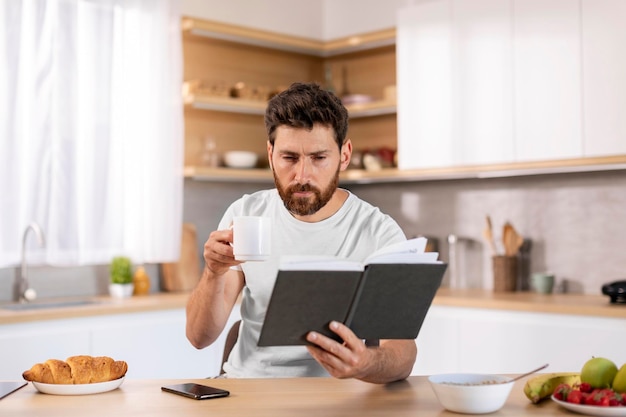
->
[602,280,626,304]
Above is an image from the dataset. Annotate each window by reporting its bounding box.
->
[0,0,183,267]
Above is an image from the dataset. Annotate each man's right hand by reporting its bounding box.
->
[203,228,242,276]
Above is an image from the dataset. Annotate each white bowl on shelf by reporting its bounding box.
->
[428,373,514,414]
[223,151,258,169]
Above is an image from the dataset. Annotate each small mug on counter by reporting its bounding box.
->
[531,272,555,294]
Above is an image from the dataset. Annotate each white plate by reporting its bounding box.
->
[552,395,626,416]
[31,377,125,395]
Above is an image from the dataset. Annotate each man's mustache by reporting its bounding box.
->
[288,184,316,193]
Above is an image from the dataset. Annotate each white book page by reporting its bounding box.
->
[279,255,364,271]
[367,252,440,264]
[365,237,440,264]
[278,237,439,270]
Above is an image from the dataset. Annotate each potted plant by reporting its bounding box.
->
[109,256,134,298]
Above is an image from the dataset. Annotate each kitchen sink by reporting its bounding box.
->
[0,299,102,311]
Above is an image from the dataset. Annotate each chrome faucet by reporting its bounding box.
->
[13,222,46,302]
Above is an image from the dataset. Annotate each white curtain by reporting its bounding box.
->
[0,0,183,267]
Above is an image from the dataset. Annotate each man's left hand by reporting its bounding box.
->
[305,321,376,380]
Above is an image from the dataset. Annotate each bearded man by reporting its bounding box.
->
[186,82,415,383]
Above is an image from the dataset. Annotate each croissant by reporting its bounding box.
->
[22,355,128,384]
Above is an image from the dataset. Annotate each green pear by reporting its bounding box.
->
[581,357,618,389]
[613,363,626,393]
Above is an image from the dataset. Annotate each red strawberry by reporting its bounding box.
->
[553,383,572,401]
[607,390,624,407]
[579,382,593,393]
[567,390,584,404]
[592,389,612,407]
[584,389,602,405]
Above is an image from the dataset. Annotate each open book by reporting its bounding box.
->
[258,238,447,346]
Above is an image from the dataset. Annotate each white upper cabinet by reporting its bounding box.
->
[397,0,626,169]
[397,0,515,170]
[451,0,515,166]
[581,0,626,157]
[397,0,453,169]
[512,0,583,161]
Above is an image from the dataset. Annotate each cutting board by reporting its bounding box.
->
[161,223,200,292]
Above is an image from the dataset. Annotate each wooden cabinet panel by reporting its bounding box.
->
[512,0,583,162]
[183,34,324,168]
[324,46,396,100]
[183,18,397,174]
[184,109,269,168]
[581,0,626,157]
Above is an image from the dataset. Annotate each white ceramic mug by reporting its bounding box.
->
[231,216,271,261]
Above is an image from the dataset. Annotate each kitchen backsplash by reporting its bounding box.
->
[184,169,626,296]
[346,170,626,295]
[1,170,625,301]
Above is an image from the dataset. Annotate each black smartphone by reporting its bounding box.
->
[0,381,27,400]
[161,383,230,400]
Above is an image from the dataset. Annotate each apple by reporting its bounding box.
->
[581,357,618,389]
[613,363,626,393]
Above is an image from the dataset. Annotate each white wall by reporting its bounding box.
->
[323,0,411,39]
[180,0,324,39]
[180,0,412,40]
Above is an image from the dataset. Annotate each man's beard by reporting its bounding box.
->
[274,169,340,216]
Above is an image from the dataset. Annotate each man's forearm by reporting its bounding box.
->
[185,266,236,349]
[358,340,417,384]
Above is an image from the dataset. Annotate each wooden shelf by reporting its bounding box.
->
[181,16,395,57]
[185,94,267,115]
[184,166,273,183]
[182,16,398,171]
[344,101,396,118]
[185,93,396,118]
[185,155,626,184]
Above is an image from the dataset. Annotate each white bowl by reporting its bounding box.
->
[223,151,258,169]
[428,373,514,414]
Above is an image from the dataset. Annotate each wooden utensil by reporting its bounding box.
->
[502,222,523,256]
[483,215,498,255]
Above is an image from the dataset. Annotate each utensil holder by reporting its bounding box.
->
[492,255,517,292]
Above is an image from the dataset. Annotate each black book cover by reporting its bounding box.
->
[257,262,447,347]
[346,263,447,340]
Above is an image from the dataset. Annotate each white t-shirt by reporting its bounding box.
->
[220,188,405,378]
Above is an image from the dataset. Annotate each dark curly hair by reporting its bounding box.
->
[264,82,349,151]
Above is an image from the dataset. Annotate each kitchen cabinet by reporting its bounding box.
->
[396,0,453,169]
[182,17,397,183]
[0,324,91,380]
[412,305,625,376]
[0,308,241,380]
[513,0,582,162]
[452,0,515,166]
[397,0,626,174]
[581,0,626,157]
[397,0,515,169]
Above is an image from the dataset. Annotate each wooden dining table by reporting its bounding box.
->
[2,375,577,416]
